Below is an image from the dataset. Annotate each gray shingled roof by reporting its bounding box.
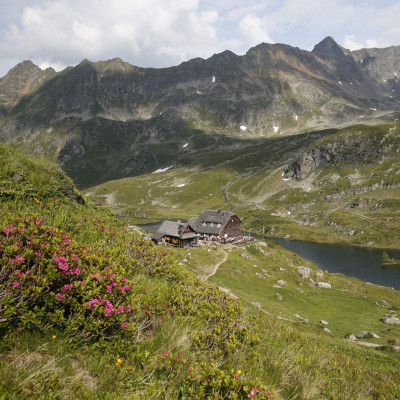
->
[151,220,195,240]
[188,210,239,235]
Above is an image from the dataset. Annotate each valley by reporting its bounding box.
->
[1,35,400,399]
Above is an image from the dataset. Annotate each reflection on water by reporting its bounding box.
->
[273,238,400,290]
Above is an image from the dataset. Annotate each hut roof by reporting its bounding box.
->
[188,210,240,235]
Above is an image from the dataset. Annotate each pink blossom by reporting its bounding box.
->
[10,255,25,264]
[15,270,24,278]
[11,281,21,289]
[71,268,81,275]
[86,298,101,308]
[55,293,65,301]
[3,225,15,235]
[78,280,85,285]
[72,255,79,261]
[34,252,42,257]
[91,274,101,281]
[101,299,116,317]
[63,284,73,291]
[121,322,128,328]
[117,306,126,314]
[106,285,113,294]
[118,285,131,293]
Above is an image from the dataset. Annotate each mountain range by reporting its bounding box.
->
[0,36,400,187]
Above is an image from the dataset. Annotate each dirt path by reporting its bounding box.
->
[348,340,382,348]
[204,249,228,280]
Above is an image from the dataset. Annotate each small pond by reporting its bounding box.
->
[273,238,400,290]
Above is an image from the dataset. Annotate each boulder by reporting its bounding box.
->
[317,282,331,289]
[345,334,357,341]
[276,280,287,286]
[357,331,372,339]
[320,320,328,325]
[382,315,400,325]
[298,266,312,278]
[323,327,332,334]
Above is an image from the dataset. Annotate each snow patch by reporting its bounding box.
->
[152,166,173,174]
[273,125,279,133]
[176,184,186,187]
[294,114,298,121]
[338,81,343,85]
[369,107,377,111]
[212,76,216,83]
[196,90,202,94]
[240,125,247,131]
[182,143,188,148]
[394,72,398,76]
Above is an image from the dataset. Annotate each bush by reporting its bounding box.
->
[0,216,151,339]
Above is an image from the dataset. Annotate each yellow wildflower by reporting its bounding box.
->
[52,335,56,339]
[237,370,242,375]
[211,362,215,367]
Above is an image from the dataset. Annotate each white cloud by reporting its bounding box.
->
[1,0,400,77]
[239,14,273,46]
[343,34,364,51]
[0,0,223,75]
[344,34,381,51]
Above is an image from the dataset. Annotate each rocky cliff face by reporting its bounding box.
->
[283,125,399,180]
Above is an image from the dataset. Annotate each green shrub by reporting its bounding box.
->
[0,216,152,339]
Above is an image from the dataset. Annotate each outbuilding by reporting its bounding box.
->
[151,220,198,247]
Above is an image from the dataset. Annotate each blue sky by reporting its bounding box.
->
[1,0,400,77]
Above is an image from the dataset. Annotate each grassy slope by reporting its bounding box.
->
[171,242,400,344]
[2,142,400,399]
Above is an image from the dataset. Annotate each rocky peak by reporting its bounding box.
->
[312,36,347,59]
[0,60,55,106]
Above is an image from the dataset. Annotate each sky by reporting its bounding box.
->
[1,0,400,77]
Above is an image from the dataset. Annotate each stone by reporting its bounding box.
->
[382,315,400,325]
[298,266,312,279]
[276,279,287,286]
[316,271,324,279]
[323,327,332,334]
[273,285,282,288]
[371,333,380,339]
[320,320,328,325]
[392,346,400,352]
[317,282,331,289]
[345,334,357,341]
[357,331,372,339]
[276,293,283,301]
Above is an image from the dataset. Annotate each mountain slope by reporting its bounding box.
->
[0,37,400,188]
[1,142,400,399]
